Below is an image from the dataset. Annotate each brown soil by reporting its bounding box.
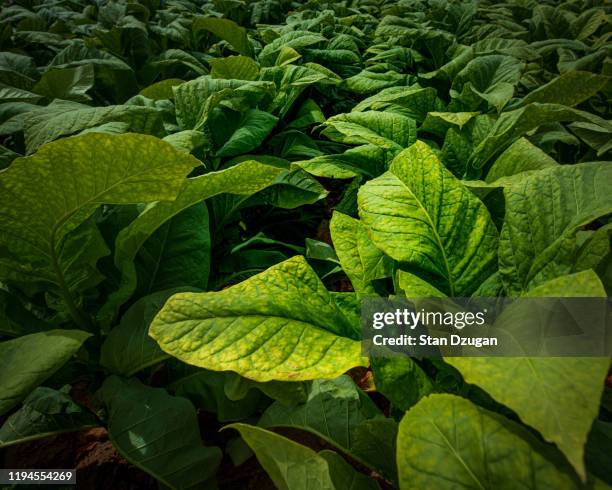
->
[1,427,157,490]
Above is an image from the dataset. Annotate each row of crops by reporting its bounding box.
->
[0,0,610,488]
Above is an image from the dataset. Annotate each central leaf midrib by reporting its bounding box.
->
[394,175,455,296]
[429,420,486,490]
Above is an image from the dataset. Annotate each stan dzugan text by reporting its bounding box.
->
[370,308,498,348]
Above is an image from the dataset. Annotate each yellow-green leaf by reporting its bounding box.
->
[447,270,609,479]
[398,394,579,489]
[149,256,367,382]
[359,141,498,296]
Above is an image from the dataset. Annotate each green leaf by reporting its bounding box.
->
[259,376,381,457]
[0,133,198,326]
[100,376,221,489]
[222,370,310,406]
[33,65,94,102]
[350,418,398,484]
[330,211,393,293]
[170,367,266,422]
[0,52,37,89]
[216,109,278,157]
[240,168,328,209]
[226,424,378,490]
[286,99,325,129]
[0,330,91,416]
[569,122,612,157]
[149,256,367,382]
[23,101,164,154]
[293,144,385,179]
[319,450,381,490]
[498,162,612,293]
[266,64,339,118]
[397,394,579,489]
[210,55,259,80]
[469,103,612,169]
[322,111,417,152]
[420,111,480,135]
[47,41,136,101]
[173,76,275,131]
[485,137,557,183]
[100,160,284,325]
[574,224,612,273]
[343,70,411,95]
[0,86,42,104]
[371,356,432,411]
[451,55,524,111]
[139,78,184,100]
[519,71,609,108]
[352,85,443,122]
[194,17,253,56]
[0,290,52,337]
[101,289,188,377]
[145,50,207,79]
[358,141,499,296]
[258,31,326,66]
[162,130,210,153]
[396,270,446,297]
[0,387,97,448]
[585,420,612,484]
[275,47,301,66]
[135,203,210,296]
[447,270,609,480]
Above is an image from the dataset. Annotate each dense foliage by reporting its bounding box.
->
[0,0,611,488]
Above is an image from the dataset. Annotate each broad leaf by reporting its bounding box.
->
[447,270,610,479]
[396,270,446,297]
[135,203,210,296]
[397,394,579,489]
[352,85,443,122]
[227,424,378,490]
[485,137,557,183]
[519,71,609,108]
[0,133,198,325]
[294,144,386,180]
[330,211,393,293]
[469,103,612,169]
[499,162,612,293]
[0,330,91,416]
[371,356,432,411]
[173,76,275,130]
[100,160,284,324]
[0,387,97,448]
[23,101,164,153]
[194,17,253,56]
[259,376,382,461]
[359,141,499,295]
[33,65,94,102]
[259,31,326,66]
[169,367,267,422]
[216,109,278,157]
[343,70,411,95]
[210,55,259,80]
[100,376,221,489]
[0,289,52,337]
[139,78,184,101]
[322,111,416,152]
[451,55,524,111]
[100,290,188,376]
[149,256,367,381]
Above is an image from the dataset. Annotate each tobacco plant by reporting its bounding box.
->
[0,0,611,488]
